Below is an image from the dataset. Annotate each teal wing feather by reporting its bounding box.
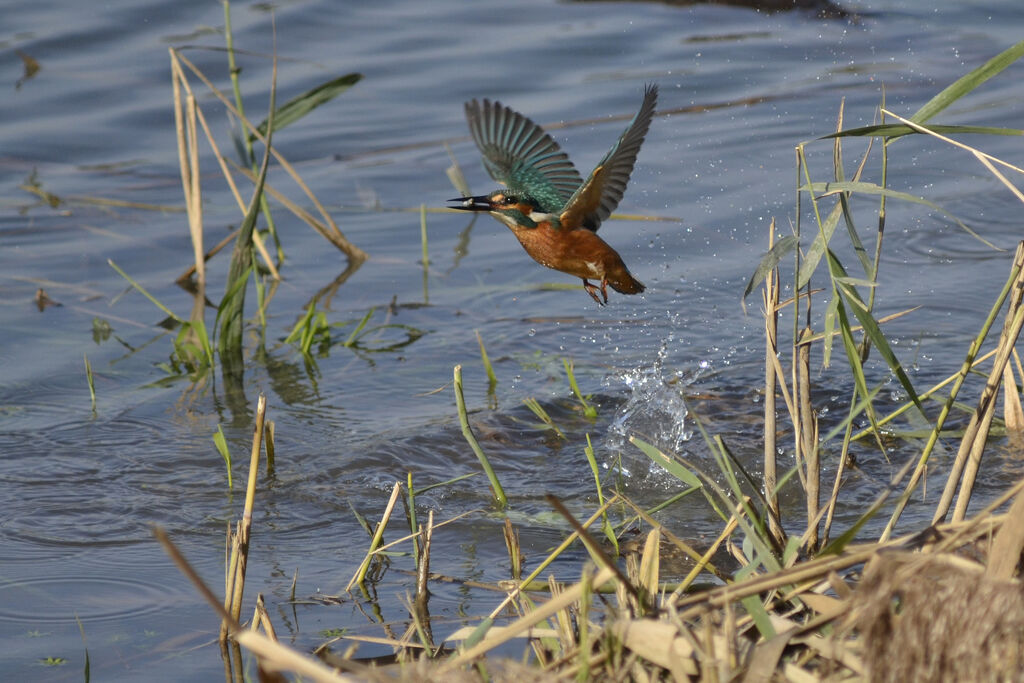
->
[465,99,583,213]
[560,84,658,232]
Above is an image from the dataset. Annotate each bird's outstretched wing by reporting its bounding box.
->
[559,84,658,232]
[465,99,584,213]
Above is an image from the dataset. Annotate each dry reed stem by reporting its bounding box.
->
[502,517,523,581]
[157,526,356,681]
[170,56,202,285]
[252,593,278,640]
[175,226,240,284]
[852,551,1024,683]
[441,566,617,671]
[881,108,1024,201]
[228,159,351,270]
[796,328,819,551]
[986,483,1024,580]
[951,300,1024,521]
[346,482,403,591]
[170,57,212,350]
[884,243,1024,540]
[616,494,732,586]
[545,495,642,609]
[852,346,997,442]
[414,510,433,645]
[440,495,1024,680]
[931,241,1024,523]
[351,508,479,561]
[637,527,661,606]
[169,49,280,281]
[485,499,617,621]
[610,619,698,679]
[1002,362,1024,431]
[171,49,367,261]
[762,221,784,548]
[221,393,268,640]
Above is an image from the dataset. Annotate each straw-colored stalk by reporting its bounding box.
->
[761,221,783,547]
[346,482,402,591]
[220,393,267,643]
[169,50,280,284]
[882,242,1024,539]
[940,241,1024,522]
[170,49,366,262]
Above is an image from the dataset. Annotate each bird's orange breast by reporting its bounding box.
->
[508,222,625,281]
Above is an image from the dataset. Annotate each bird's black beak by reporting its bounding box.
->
[447,195,492,212]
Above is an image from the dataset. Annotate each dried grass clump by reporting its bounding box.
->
[853,551,1024,683]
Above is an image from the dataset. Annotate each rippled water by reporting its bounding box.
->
[3,0,1024,677]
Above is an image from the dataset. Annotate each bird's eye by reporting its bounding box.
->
[503,195,517,205]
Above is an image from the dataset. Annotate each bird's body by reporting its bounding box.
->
[450,84,658,304]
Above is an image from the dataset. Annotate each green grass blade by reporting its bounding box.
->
[107,259,183,323]
[476,330,497,389]
[342,308,376,347]
[741,594,776,640]
[215,266,254,345]
[253,73,362,139]
[75,614,90,683]
[285,304,317,344]
[829,250,924,417]
[453,365,506,508]
[563,358,597,418]
[820,382,884,444]
[213,425,233,489]
[822,123,1023,140]
[742,234,797,305]
[413,472,478,496]
[583,433,617,554]
[822,293,837,368]
[629,437,701,489]
[803,180,999,250]
[522,398,566,439]
[797,201,843,290]
[912,40,1024,124]
[220,53,276,361]
[84,354,96,411]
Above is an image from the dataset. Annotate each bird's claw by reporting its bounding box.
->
[582,279,608,306]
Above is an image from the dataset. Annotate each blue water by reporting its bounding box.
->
[2,0,1024,678]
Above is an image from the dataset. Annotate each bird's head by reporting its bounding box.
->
[448,190,550,229]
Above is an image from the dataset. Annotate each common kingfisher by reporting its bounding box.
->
[449,84,658,305]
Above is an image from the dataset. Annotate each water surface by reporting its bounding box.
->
[2,0,1023,677]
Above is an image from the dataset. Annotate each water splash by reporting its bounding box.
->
[604,337,700,478]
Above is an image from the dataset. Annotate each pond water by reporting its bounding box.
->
[2,0,1024,678]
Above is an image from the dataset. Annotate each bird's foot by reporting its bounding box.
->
[582,279,607,306]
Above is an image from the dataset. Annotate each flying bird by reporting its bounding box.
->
[449,84,657,305]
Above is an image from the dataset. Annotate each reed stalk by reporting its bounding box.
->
[761,223,782,547]
[220,393,267,642]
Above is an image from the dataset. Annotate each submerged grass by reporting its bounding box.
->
[150,39,1024,683]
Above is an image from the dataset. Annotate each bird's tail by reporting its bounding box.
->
[607,265,645,295]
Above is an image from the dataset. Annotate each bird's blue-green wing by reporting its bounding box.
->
[465,99,584,213]
[560,84,658,232]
